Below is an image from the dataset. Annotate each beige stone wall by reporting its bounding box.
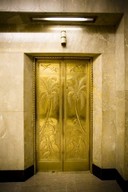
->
[115,18,125,178]
[93,55,102,167]
[24,54,34,169]
[124,0,128,180]
[115,0,128,180]
[0,25,116,171]
[0,0,124,12]
[0,53,24,170]
[102,52,116,168]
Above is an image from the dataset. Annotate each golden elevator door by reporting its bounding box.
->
[36,59,91,171]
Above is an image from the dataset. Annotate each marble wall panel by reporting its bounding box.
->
[124,45,128,100]
[102,111,116,167]
[102,53,116,112]
[0,53,24,170]
[124,91,128,179]
[124,0,128,180]
[24,111,34,169]
[116,18,125,91]
[0,0,124,12]
[0,26,115,55]
[116,91,125,176]
[63,0,86,12]
[115,17,126,178]
[125,27,128,91]
[13,0,38,11]
[0,0,12,11]
[38,0,63,12]
[102,74,116,112]
[0,112,24,170]
[0,53,24,112]
[93,56,102,167]
[101,51,117,168]
[63,0,124,12]
[24,54,34,169]
[24,55,33,113]
[84,0,124,13]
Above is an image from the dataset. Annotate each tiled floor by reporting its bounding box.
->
[0,171,122,192]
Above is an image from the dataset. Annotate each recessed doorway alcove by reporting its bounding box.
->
[24,53,102,174]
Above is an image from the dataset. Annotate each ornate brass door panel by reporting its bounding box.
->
[36,58,92,171]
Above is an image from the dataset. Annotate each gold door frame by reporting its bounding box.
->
[34,56,93,172]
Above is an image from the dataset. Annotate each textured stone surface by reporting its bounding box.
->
[115,16,126,179]
[24,54,34,169]
[0,0,124,12]
[125,90,128,179]
[0,53,23,111]
[93,56,102,167]
[0,26,115,53]
[0,24,117,172]
[116,91,125,176]
[124,0,128,180]
[0,112,24,170]
[0,53,24,170]
[0,172,122,192]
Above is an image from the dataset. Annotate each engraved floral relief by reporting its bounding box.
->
[39,118,60,160]
[65,64,88,160]
[67,76,87,136]
[38,64,60,161]
[37,62,90,164]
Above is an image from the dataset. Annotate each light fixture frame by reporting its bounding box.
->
[31,14,96,25]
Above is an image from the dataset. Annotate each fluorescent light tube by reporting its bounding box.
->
[32,17,94,22]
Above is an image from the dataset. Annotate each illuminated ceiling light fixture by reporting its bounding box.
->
[32,17,95,22]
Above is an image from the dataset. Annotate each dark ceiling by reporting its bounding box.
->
[0,12,123,26]
[0,12,123,32]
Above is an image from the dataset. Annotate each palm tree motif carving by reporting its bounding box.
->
[65,64,88,160]
[36,60,90,171]
[38,64,60,161]
[67,76,86,135]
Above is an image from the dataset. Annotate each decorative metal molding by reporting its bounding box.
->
[32,58,36,173]
[89,58,93,171]
[35,56,91,61]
